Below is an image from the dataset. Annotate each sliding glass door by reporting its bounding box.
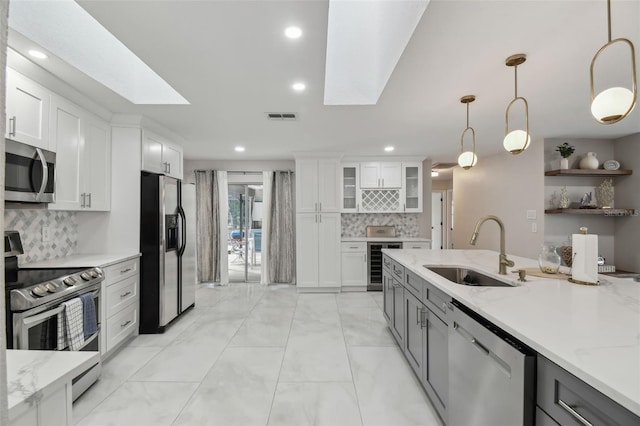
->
[228,183,263,283]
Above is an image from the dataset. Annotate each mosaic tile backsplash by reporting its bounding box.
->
[341,213,419,238]
[4,210,77,265]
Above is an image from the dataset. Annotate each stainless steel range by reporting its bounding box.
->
[4,231,104,400]
[366,226,402,291]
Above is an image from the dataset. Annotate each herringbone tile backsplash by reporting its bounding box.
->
[341,213,419,238]
[4,209,77,265]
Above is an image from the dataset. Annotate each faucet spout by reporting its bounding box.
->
[469,215,514,275]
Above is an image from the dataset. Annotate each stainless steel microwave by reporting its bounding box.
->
[5,139,56,203]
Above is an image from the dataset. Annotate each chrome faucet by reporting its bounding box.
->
[469,215,515,275]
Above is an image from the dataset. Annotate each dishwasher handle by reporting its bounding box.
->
[453,320,511,377]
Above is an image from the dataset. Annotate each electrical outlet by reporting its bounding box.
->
[531,222,537,233]
[42,226,51,242]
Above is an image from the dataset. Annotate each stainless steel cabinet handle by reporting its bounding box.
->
[442,302,447,312]
[350,246,359,249]
[87,193,92,208]
[120,291,132,298]
[168,163,171,174]
[121,268,132,273]
[319,214,322,223]
[558,400,594,426]
[364,253,367,263]
[416,305,421,324]
[420,309,427,328]
[319,202,322,211]
[357,202,359,212]
[120,320,132,328]
[9,116,16,136]
[81,193,86,208]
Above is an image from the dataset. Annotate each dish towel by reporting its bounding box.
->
[80,292,98,339]
[57,309,67,350]
[62,298,85,351]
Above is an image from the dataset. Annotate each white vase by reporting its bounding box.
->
[560,158,569,169]
[579,152,599,170]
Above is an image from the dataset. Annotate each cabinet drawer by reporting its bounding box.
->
[403,242,430,250]
[537,355,639,425]
[341,242,366,252]
[382,254,393,272]
[106,303,138,352]
[404,269,425,300]
[106,275,139,317]
[391,260,404,281]
[104,258,139,285]
[424,281,450,319]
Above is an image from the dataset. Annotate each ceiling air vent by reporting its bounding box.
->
[267,112,297,121]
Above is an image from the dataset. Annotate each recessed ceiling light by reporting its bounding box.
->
[384,146,395,152]
[285,26,302,39]
[292,82,306,92]
[235,146,245,152]
[28,49,47,59]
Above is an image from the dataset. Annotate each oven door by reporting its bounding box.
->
[5,139,56,203]
[13,287,100,351]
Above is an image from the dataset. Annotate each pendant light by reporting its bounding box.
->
[590,0,637,124]
[458,95,478,170]
[503,54,531,154]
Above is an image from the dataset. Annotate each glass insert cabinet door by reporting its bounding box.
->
[342,164,359,212]
[403,164,422,212]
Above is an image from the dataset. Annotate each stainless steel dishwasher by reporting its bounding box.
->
[448,300,535,426]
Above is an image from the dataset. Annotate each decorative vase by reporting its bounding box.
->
[579,152,599,170]
[560,158,569,169]
[539,245,562,274]
[559,187,570,208]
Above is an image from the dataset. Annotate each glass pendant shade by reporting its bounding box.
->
[458,151,478,170]
[591,86,635,123]
[503,129,531,154]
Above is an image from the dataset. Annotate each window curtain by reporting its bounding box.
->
[268,171,296,284]
[260,171,273,284]
[195,171,219,283]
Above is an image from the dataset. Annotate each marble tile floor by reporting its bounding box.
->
[73,284,442,426]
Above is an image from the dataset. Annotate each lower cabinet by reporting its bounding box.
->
[340,242,367,290]
[10,381,71,426]
[536,355,639,425]
[383,254,449,424]
[101,257,140,357]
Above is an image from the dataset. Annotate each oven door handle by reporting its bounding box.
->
[23,305,65,327]
[34,147,49,202]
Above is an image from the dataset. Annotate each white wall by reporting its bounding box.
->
[76,127,141,253]
[418,158,433,239]
[432,179,452,191]
[184,159,295,184]
[453,139,545,259]
[614,133,640,273]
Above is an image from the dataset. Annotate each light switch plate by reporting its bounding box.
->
[526,210,537,220]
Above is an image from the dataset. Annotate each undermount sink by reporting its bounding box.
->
[424,266,515,287]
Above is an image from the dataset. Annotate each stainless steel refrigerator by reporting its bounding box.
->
[140,172,196,333]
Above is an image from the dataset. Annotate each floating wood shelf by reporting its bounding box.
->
[545,169,632,177]
[545,208,638,216]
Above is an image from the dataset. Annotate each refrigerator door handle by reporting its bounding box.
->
[178,205,187,257]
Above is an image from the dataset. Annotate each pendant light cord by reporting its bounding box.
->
[607,0,612,42]
[514,65,518,98]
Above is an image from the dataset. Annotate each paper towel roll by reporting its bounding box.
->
[572,234,598,284]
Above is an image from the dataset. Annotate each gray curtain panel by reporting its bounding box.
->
[195,171,220,282]
[268,171,296,283]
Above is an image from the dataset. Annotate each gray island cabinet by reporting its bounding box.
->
[382,254,450,423]
[382,250,640,426]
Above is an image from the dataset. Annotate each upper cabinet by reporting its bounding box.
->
[342,161,423,213]
[360,162,402,188]
[296,158,340,213]
[49,95,111,211]
[141,130,183,180]
[5,68,52,150]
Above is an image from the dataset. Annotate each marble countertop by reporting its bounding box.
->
[342,237,431,242]
[23,253,140,269]
[7,350,100,416]
[382,249,640,416]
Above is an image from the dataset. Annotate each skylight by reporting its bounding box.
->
[324,0,429,105]
[9,0,189,105]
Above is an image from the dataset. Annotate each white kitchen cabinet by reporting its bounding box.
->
[360,162,402,189]
[5,68,52,150]
[101,257,140,357]
[296,212,341,290]
[50,96,111,211]
[402,162,423,212]
[141,130,184,180]
[341,163,360,212]
[340,242,367,290]
[49,96,83,210]
[403,241,431,250]
[295,158,340,213]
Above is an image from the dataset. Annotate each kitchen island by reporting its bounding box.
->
[7,350,100,425]
[383,249,640,420]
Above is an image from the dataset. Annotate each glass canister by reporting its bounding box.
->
[539,244,562,274]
